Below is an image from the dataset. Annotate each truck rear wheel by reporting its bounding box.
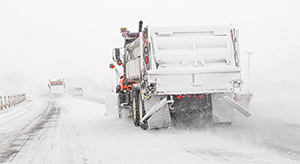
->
[138,92,148,130]
[132,90,140,126]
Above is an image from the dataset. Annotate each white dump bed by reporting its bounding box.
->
[147,25,241,94]
[50,85,65,94]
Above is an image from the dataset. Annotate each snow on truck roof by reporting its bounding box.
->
[148,25,233,35]
[49,80,64,85]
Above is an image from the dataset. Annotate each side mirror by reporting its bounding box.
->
[112,48,122,66]
[109,63,115,69]
[114,48,120,61]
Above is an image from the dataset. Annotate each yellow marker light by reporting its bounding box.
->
[120,28,127,33]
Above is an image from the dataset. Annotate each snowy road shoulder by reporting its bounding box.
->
[0,97,57,163]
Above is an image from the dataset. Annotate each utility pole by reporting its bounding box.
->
[245,52,254,91]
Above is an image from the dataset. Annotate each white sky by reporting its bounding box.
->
[1,0,300,93]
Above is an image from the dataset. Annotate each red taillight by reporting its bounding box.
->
[194,95,196,97]
[199,94,205,99]
[182,95,185,98]
[109,63,115,69]
[188,95,191,98]
[176,95,181,99]
[145,56,149,64]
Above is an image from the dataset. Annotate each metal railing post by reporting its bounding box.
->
[8,96,11,107]
[4,96,7,109]
[0,94,26,109]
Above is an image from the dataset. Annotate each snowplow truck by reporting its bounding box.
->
[110,21,252,130]
[48,79,66,97]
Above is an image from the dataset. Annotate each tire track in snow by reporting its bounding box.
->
[21,100,62,164]
[0,100,62,163]
[0,98,37,144]
[0,101,50,163]
[0,102,50,149]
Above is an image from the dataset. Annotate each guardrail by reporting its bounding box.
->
[0,94,26,110]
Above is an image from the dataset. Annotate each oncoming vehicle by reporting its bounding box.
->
[71,87,83,96]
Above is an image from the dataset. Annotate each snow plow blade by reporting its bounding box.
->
[222,95,252,117]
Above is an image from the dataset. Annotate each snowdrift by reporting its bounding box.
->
[105,92,118,117]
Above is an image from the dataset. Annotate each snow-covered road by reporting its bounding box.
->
[0,91,299,164]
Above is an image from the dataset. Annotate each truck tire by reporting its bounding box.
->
[132,90,140,126]
[116,85,120,93]
[138,91,148,130]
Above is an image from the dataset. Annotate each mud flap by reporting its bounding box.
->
[143,96,171,129]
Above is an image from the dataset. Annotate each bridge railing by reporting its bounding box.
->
[0,94,26,110]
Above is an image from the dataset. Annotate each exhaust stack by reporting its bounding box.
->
[139,21,143,32]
